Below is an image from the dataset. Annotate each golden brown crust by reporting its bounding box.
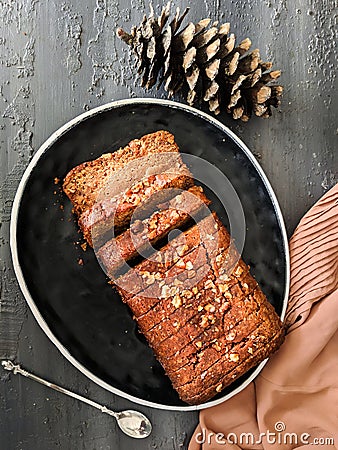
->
[123,246,209,317]
[156,280,260,372]
[118,218,284,405]
[78,173,193,247]
[63,131,180,216]
[177,327,285,405]
[137,252,254,355]
[166,301,282,387]
[97,186,210,276]
[115,213,220,301]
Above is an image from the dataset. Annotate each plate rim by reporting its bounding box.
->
[10,98,290,411]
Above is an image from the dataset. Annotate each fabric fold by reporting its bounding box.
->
[189,183,338,450]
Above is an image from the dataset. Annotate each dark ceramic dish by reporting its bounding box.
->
[11,99,289,411]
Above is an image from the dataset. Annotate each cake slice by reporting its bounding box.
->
[63,130,193,247]
[133,220,238,335]
[114,213,221,302]
[159,274,260,372]
[138,265,258,350]
[97,186,210,277]
[176,320,285,404]
[163,289,275,387]
[63,130,181,216]
[78,171,193,247]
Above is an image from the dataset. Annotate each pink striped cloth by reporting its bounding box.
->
[189,183,338,450]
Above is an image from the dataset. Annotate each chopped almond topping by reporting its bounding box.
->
[187,270,196,279]
[218,283,228,293]
[213,342,222,351]
[216,254,223,263]
[204,304,216,313]
[172,295,182,309]
[177,244,189,256]
[186,261,194,270]
[234,265,243,277]
[216,383,223,392]
[226,331,236,341]
[229,353,240,362]
[219,273,231,282]
[182,289,193,299]
[161,285,170,297]
[200,315,209,327]
[145,274,155,285]
[176,259,186,269]
[204,279,214,290]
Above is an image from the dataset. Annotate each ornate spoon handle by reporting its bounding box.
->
[2,360,118,418]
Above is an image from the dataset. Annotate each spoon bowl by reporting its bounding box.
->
[115,410,152,439]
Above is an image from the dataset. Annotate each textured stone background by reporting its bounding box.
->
[0,0,336,449]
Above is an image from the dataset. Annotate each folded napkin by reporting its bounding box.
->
[189,183,338,450]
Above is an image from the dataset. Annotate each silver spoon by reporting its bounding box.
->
[2,360,152,439]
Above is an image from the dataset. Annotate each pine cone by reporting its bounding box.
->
[117,2,283,121]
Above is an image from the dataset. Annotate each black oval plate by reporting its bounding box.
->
[11,99,289,411]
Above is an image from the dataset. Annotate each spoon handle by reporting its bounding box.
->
[2,360,118,418]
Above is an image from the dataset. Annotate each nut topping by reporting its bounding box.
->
[145,274,155,285]
[226,331,236,341]
[176,259,186,269]
[182,289,193,299]
[234,265,243,277]
[186,261,194,270]
[187,270,196,279]
[204,279,214,290]
[204,304,216,313]
[161,285,170,297]
[172,295,182,309]
[216,254,223,263]
[219,273,231,282]
[229,353,240,362]
[177,244,189,256]
[200,315,209,328]
[218,283,228,293]
[213,342,222,351]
